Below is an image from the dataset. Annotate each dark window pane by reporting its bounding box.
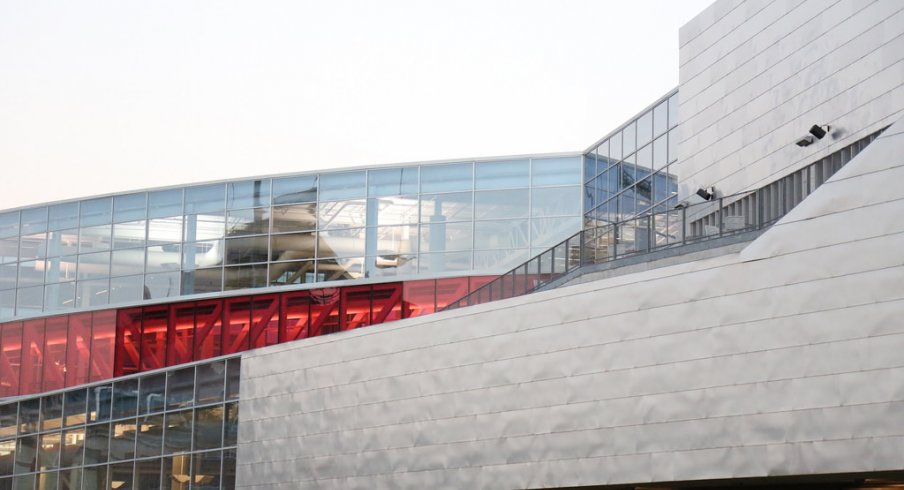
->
[224,236,268,265]
[222,448,235,489]
[0,440,15,476]
[227,179,270,210]
[109,462,134,490]
[166,367,195,411]
[17,400,39,435]
[59,467,81,490]
[81,465,106,490]
[225,208,269,237]
[195,361,225,405]
[83,423,109,465]
[162,454,190,490]
[13,436,36,474]
[271,204,316,234]
[134,458,161,490]
[0,405,16,439]
[88,385,113,423]
[135,415,163,459]
[224,264,268,291]
[163,410,192,454]
[37,472,58,490]
[223,403,238,448]
[40,394,63,431]
[225,359,240,401]
[191,450,221,490]
[109,419,137,462]
[111,379,138,420]
[38,433,60,471]
[59,428,84,469]
[193,406,223,451]
[138,374,166,416]
[12,474,33,490]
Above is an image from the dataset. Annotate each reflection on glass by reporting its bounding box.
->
[166,367,194,411]
[475,160,529,190]
[318,228,366,258]
[88,385,112,423]
[224,236,268,265]
[111,379,138,420]
[13,435,37,474]
[368,167,418,197]
[474,220,528,249]
[181,268,221,295]
[46,229,79,257]
[418,221,472,253]
[318,200,367,229]
[192,406,223,451]
[138,374,166,416]
[420,192,472,223]
[75,279,109,309]
[163,453,190,490]
[147,189,182,219]
[668,94,679,128]
[0,263,15,291]
[316,258,364,282]
[370,196,418,227]
[77,224,112,253]
[38,434,61,471]
[636,144,652,170]
[144,271,180,300]
[163,410,192,454]
[418,251,471,273]
[474,189,528,220]
[44,257,77,284]
[654,100,668,137]
[272,175,317,205]
[420,163,472,193]
[531,217,582,248]
[79,198,112,228]
[82,465,106,489]
[269,260,315,286]
[191,450,221,489]
[136,415,164,459]
[0,213,19,239]
[109,462,133,489]
[15,285,43,315]
[18,400,39,435]
[41,395,63,431]
[474,249,530,270]
[637,110,653,147]
[225,359,240,401]
[59,428,84,469]
[110,249,145,277]
[610,131,623,161]
[367,254,417,278]
[112,221,147,250]
[319,171,365,201]
[113,193,147,223]
[225,208,269,237]
[48,203,78,232]
[653,135,667,171]
[227,179,270,210]
[147,217,183,245]
[181,241,221,272]
[183,213,226,243]
[531,186,581,217]
[77,252,110,280]
[109,420,137,461]
[134,457,161,489]
[63,390,87,427]
[224,264,268,291]
[195,361,225,405]
[184,184,225,214]
[271,203,316,233]
[623,120,637,156]
[82,423,108,465]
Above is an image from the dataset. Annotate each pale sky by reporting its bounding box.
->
[0,0,713,211]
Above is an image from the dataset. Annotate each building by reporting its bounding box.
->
[0,0,903,488]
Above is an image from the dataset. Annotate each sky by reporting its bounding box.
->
[0,0,713,211]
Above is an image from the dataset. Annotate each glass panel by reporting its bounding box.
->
[610,131,623,161]
[419,221,471,253]
[83,422,110,465]
[269,259,315,286]
[18,400,39,435]
[77,251,110,280]
[418,251,471,273]
[183,213,225,243]
[162,454,190,490]
[181,241,220,273]
[272,175,317,205]
[111,221,147,250]
[224,403,238,448]
[46,229,79,257]
[43,256,76,284]
[147,189,182,219]
[636,143,652,170]
[144,271,181,300]
[531,216,582,248]
[166,367,194,410]
[420,192,472,222]
[226,179,270,209]
[474,189,528,220]
[0,238,17,267]
[420,163,472,193]
[111,379,138,420]
[75,278,109,309]
[63,390,87,427]
[474,160,528,190]
[0,213,18,240]
[225,208,269,237]
[162,410,192,455]
[623,120,636,156]
[146,217,183,245]
[18,232,45,263]
[531,157,581,186]
[370,196,418,226]
[0,440,13,477]
[135,415,163,459]
[59,467,81,490]
[134,458,161,490]
[371,224,417,256]
[473,249,530,270]
[40,395,63,431]
[0,263,15,290]
[653,134,668,171]
[81,465,106,490]
[668,130,677,163]
[109,275,145,304]
[184,184,225,214]
[318,200,367,229]
[225,358,240,401]
[77,224,112,254]
[653,100,668,136]
[109,419,137,461]
[15,285,43,317]
[79,198,112,227]
[195,361,225,405]
[88,385,112,423]
[318,228,365,258]
[48,203,79,231]
[271,203,316,233]
[368,167,418,197]
[0,404,15,439]
[474,220,528,249]
[138,374,166,415]
[222,448,236,489]
[21,209,48,240]
[13,474,35,490]
[224,264,268,290]
[637,110,653,147]
[595,141,610,174]
[319,171,365,201]
[13,436,37,474]
[192,406,223,451]
[44,320,68,390]
[180,268,220,296]
[43,282,76,311]
[109,462,133,490]
[224,236,268,265]
[59,428,85,469]
[316,258,364,282]
[113,193,147,223]
[668,93,679,128]
[531,186,581,217]
[191,450,221,489]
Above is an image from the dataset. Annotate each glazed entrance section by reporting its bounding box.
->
[0,276,493,398]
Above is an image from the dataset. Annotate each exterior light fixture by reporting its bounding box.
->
[809,124,829,139]
[695,187,715,201]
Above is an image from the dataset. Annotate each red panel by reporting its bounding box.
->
[435,277,472,310]
[0,321,23,397]
[341,286,371,331]
[402,279,436,318]
[42,316,68,392]
[250,295,279,350]
[115,308,141,377]
[223,296,252,354]
[309,288,340,337]
[371,283,403,324]
[193,300,223,361]
[90,310,116,382]
[167,302,195,366]
[280,291,311,342]
[65,313,92,387]
[140,305,169,371]
[20,318,46,395]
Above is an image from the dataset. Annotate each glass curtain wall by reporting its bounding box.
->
[0,157,582,320]
[0,356,240,490]
[583,91,680,227]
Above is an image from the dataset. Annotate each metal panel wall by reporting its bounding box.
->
[237,120,904,488]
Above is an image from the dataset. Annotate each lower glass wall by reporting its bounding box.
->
[0,356,240,490]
